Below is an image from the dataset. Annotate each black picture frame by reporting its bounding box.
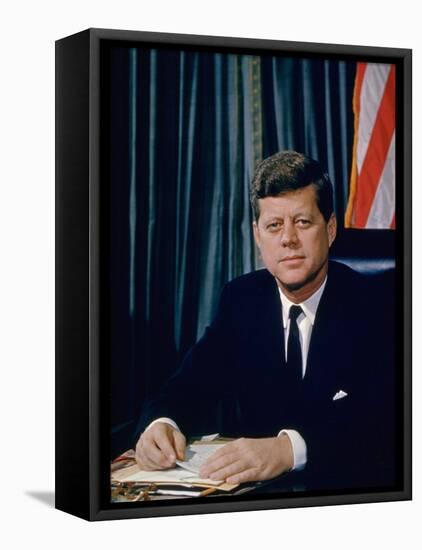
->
[55,28,412,521]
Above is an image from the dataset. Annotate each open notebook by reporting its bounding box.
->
[111,436,239,493]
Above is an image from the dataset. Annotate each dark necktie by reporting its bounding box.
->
[287,305,303,382]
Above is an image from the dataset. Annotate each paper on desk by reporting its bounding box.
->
[117,465,222,486]
[198,433,220,442]
[176,443,225,475]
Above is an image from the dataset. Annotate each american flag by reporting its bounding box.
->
[345,62,396,229]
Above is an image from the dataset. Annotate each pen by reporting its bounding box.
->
[200,487,219,497]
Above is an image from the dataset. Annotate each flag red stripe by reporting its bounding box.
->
[354,65,396,227]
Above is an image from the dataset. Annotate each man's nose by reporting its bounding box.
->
[280,223,299,246]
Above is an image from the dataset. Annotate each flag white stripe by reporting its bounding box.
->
[356,63,391,174]
[366,132,395,228]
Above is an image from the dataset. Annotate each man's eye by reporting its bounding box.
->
[296,219,311,227]
[267,222,281,230]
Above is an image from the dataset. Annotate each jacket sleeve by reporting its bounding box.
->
[132,283,235,444]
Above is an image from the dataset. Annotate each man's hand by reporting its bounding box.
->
[199,435,294,484]
[135,422,186,471]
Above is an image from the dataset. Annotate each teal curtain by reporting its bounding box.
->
[107,45,356,452]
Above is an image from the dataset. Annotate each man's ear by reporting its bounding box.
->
[327,213,337,247]
[253,220,261,249]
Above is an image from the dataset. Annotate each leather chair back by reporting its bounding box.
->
[330,229,395,276]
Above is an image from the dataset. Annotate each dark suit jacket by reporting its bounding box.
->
[135,260,397,492]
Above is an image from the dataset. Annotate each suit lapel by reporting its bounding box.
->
[252,271,286,371]
[304,263,351,395]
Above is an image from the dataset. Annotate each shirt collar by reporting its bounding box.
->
[278,276,327,328]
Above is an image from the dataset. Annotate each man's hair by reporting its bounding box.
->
[250,150,334,222]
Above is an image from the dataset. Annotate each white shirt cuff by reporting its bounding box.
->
[146,417,181,432]
[278,429,307,471]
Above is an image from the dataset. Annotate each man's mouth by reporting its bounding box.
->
[281,256,305,263]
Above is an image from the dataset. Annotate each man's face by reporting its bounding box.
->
[253,185,337,299]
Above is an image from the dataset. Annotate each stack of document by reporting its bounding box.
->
[111,436,240,498]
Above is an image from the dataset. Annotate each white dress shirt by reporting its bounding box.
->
[278,277,327,378]
[147,276,328,473]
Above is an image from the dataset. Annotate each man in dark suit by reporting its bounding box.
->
[133,151,396,491]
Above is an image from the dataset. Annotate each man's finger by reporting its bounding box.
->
[201,441,234,467]
[135,443,160,471]
[226,467,260,485]
[200,451,238,479]
[154,429,177,463]
[173,430,186,460]
[207,460,244,482]
[142,437,173,468]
